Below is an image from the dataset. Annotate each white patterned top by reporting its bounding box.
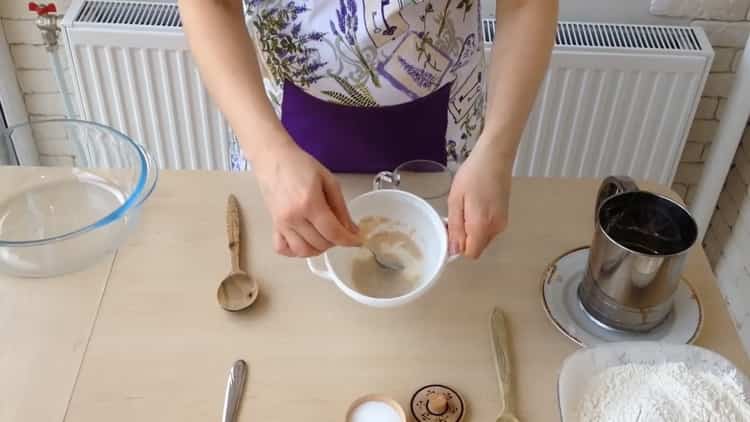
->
[231,0,487,170]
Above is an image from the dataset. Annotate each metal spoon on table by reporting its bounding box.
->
[222,360,247,422]
[217,195,259,312]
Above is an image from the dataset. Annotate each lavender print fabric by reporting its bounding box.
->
[231,0,486,172]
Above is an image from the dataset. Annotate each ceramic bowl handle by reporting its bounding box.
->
[373,171,398,190]
[307,256,335,281]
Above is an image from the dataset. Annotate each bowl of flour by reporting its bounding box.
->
[558,342,750,422]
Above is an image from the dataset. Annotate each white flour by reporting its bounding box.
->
[578,362,750,422]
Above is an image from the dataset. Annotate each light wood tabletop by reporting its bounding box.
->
[0,166,114,422]
[2,169,747,422]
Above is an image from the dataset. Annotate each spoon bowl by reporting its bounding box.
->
[364,246,405,271]
[218,271,259,312]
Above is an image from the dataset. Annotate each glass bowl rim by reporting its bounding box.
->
[0,119,156,247]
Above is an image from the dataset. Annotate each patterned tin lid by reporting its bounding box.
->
[410,384,465,422]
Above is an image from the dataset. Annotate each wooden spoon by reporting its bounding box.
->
[217,195,259,312]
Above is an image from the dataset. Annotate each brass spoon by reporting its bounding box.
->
[217,195,259,312]
[491,308,520,422]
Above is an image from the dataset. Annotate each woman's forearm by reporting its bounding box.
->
[480,0,558,162]
[178,0,291,163]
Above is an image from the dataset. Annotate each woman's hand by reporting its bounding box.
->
[447,143,512,259]
[180,0,359,258]
[254,140,361,257]
[445,0,555,259]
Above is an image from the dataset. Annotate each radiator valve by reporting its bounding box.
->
[28,2,62,52]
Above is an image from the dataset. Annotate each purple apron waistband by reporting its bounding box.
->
[280,80,450,173]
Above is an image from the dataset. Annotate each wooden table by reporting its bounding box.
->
[0,169,114,422]
[2,169,748,422]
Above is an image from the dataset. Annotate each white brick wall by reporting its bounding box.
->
[2,19,43,44]
[655,6,750,326]
[696,96,720,118]
[18,69,73,93]
[707,122,750,352]
[704,72,737,97]
[675,161,705,184]
[691,20,750,47]
[0,1,73,18]
[673,182,689,197]
[712,46,737,71]
[682,141,707,161]
[10,44,53,69]
[706,71,740,98]
[726,166,746,201]
[687,119,720,143]
[705,125,750,270]
[24,92,67,115]
[736,143,750,181]
[652,0,750,20]
[1,0,75,157]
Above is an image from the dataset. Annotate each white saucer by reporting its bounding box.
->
[542,247,703,347]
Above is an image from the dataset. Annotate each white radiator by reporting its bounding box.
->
[485,20,713,183]
[61,1,713,182]
[62,1,232,170]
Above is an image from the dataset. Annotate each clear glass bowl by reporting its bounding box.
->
[0,120,158,277]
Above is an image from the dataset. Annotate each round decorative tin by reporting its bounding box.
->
[410,384,465,422]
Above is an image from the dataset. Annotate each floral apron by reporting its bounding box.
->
[230,0,486,172]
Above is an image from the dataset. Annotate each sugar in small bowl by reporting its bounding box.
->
[346,395,406,422]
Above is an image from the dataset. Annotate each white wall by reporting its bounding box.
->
[483,0,688,24]
[0,1,72,165]
[0,11,31,165]
[559,0,688,24]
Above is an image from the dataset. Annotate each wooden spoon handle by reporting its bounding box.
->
[227,194,242,272]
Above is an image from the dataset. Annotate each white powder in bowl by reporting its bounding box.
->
[350,400,402,422]
[578,362,750,422]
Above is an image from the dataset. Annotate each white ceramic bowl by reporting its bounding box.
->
[307,189,455,307]
[558,341,750,421]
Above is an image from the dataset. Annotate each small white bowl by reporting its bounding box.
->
[346,394,407,422]
[558,341,750,421]
[308,189,457,308]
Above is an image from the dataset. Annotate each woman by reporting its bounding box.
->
[178,0,557,259]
